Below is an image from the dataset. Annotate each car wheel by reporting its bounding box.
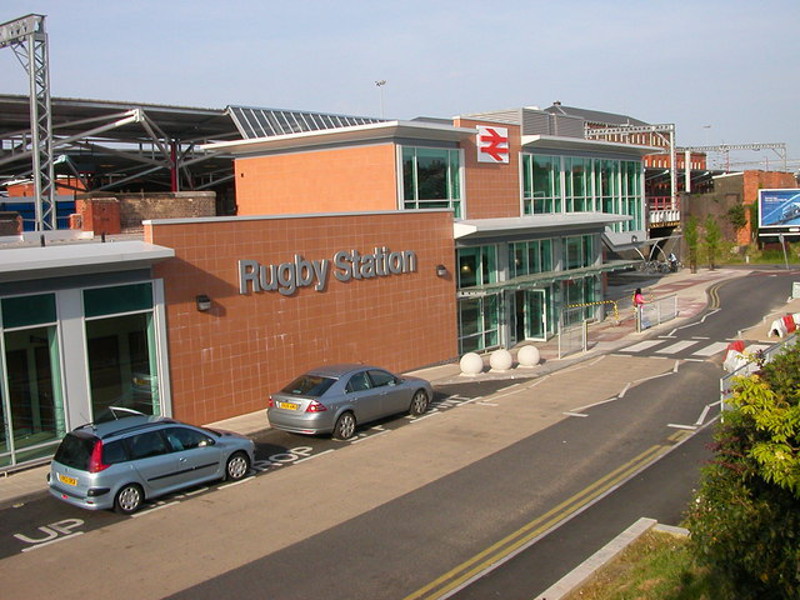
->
[226,451,250,481]
[332,412,356,441]
[114,483,144,515]
[409,390,429,416]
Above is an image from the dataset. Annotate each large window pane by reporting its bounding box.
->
[4,325,65,461]
[84,283,153,318]
[2,294,56,328]
[86,312,159,419]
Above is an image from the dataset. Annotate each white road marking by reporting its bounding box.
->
[21,532,83,552]
[692,342,729,356]
[655,340,698,354]
[622,340,663,352]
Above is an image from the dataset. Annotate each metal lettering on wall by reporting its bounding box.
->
[238,247,418,296]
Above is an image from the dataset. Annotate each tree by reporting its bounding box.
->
[704,214,722,270]
[727,204,748,233]
[684,215,700,273]
[685,341,800,598]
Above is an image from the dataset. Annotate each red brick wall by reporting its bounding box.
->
[455,118,522,219]
[75,198,121,235]
[146,211,457,425]
[235,144,398,215]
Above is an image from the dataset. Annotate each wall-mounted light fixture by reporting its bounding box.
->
[436,264,448,277]
[196,294,212,312]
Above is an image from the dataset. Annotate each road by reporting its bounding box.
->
[1,268,795,599]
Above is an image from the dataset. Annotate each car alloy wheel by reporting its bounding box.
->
[226,452,250,481]
[409,390,429,416]
[333,412,356,440]
[115,483,144,515]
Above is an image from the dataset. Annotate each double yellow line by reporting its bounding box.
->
[403,443,671,600]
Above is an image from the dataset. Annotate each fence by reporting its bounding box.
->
[719,333,797,410]
[636,294,678,332]
[558,305,589,359]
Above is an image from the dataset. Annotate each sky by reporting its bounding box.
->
[2,0,799,170]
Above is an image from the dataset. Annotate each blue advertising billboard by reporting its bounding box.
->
[759,189,800,229]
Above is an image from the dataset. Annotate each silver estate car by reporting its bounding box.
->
[267,364,433,440]
[48,414,255,514]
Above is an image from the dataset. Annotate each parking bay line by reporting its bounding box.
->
[402,443,669,600]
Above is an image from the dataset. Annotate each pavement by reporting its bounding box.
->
[0,266,775,506]
[5,265,800,599]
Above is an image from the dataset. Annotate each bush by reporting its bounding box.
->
[685,341,800,598]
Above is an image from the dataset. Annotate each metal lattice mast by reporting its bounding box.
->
[0,14,55,230]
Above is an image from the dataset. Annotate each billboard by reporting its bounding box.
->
[759,189,800,230]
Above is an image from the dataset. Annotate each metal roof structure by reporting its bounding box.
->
[0,94,387,198]
[228,106,384,139]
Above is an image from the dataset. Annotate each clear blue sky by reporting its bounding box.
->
[2,0,799,170]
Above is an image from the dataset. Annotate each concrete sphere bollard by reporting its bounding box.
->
[459,352,484,376]
[489,348,513,372]
[517,345,541,367]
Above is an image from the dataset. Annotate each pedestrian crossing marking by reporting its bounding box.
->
[623,340,663,352]
[655,341,699,354]
[692,342,729,356]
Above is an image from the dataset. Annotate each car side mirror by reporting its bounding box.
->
[199,438,215,447]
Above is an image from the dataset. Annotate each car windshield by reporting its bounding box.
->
[282,374,336,397]
[53,433,96,470]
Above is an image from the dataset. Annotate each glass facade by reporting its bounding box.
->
[401,146,462,217]
[1,293,65,467]
[0,280,165,470]
[84,283,161,419]
[521,154,644,231]
[510,239,553,277]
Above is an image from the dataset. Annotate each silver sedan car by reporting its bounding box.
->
[267,364,433,440]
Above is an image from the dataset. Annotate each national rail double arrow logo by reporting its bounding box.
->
[477,125,509,163]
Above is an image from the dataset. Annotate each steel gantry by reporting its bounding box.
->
[585,123,678,208]
[0,14,55,230]
[677,142,787,173]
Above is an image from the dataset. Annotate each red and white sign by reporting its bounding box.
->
[476,126,509,164]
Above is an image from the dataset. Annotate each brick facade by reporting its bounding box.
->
[146,211,457,425]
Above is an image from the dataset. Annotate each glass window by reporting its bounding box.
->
[86,312,159,419]
[103,440,130,464]
[164,427,211,452]
[458,294,500,354]
[282,375,335,397]
[368,370,396,388]
[84,283,153,318]
[457,246,497,289]
[402,146,462,217]
[2,294,56,328]
[3,324,66,464]
[509,240,553,277]
[346,372,371,393]
[523,154,561,215]
[128,431,168,460]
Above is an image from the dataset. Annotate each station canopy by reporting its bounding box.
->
[0,94,385,196]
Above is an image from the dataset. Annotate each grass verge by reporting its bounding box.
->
[562,529,721,600]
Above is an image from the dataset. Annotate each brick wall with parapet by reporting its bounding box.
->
[78,191,217,231]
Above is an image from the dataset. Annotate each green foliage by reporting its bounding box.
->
[727,204,748,232]
[685,340,800,598]
[684,216,699,273]
[703,214,722,270]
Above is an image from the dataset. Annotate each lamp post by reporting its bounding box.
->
[375,80,386,118]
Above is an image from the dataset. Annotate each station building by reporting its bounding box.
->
[0,104,657,470]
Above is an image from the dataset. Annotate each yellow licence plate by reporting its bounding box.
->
[278,401,299,411]
[58,473,77,486]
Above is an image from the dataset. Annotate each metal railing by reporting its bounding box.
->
[720,334,797,410]
[636,294,678,332]
[558,305,589,358]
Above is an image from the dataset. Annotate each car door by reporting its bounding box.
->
[126,430,181,494]
[367,369,408,416]
[162,426,223,487]
[344,370,384,423]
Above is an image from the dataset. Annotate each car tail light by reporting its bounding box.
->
[305,400,327,413]
[88,440,111,473]
[267,396,274,408]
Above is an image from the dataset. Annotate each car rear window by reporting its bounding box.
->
[53,433,97,471]
[282,375,336,397]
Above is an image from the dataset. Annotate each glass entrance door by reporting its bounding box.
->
[514,289,547,342]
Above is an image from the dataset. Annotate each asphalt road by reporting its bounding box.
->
[1,268,795,599]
